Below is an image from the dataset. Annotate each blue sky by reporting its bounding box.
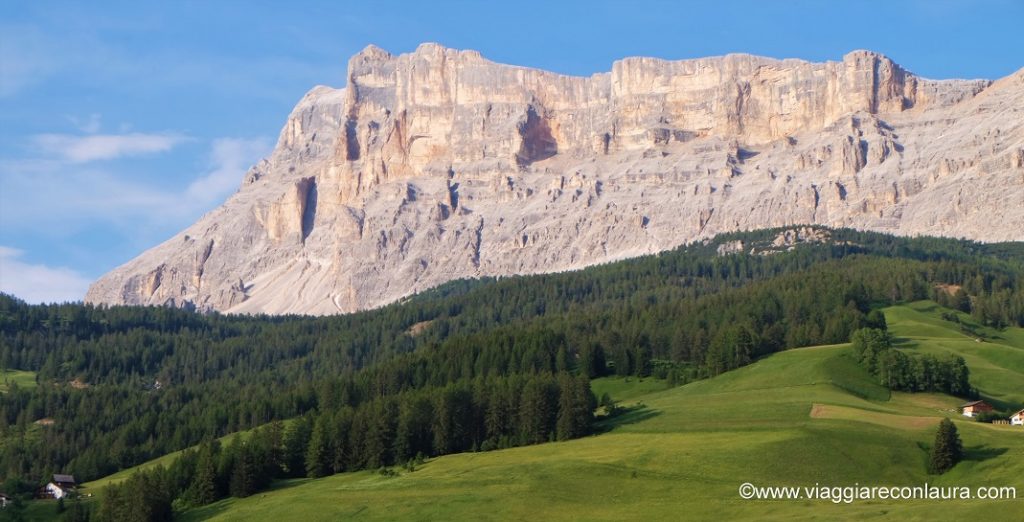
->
[1,0,1022,303]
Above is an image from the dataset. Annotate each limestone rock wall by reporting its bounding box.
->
[85,45,1023,315]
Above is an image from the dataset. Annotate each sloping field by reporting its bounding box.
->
[178,303,1024,520]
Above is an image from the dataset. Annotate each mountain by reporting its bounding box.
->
[85,44,1024,315]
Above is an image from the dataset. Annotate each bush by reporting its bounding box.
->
[973,411,1006,423]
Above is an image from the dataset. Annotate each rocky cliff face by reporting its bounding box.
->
[85,44,1024,315]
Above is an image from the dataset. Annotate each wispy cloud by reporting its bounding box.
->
[67,113,103,134]
[186,137,272,204]
[0,136,271,231]
[32,132,188,163]
[0,246,91,303]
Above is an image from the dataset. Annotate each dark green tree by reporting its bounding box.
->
[186,441,219,505]
[929,418,963,474]
[305,414,334,478]
[396,395,433,462]
[851,327,891,374]
[282,417,312,478]
[556,374,593,440]
[229,440,258,498]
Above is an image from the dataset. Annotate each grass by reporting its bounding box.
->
[0,369,36,392]
[174,301,1024,521]
[591,375,668,404]
[885,301,1024,408]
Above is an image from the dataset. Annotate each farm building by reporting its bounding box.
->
[960,400,994,418]
[1012,409,1024,426]
[45,474,76,499]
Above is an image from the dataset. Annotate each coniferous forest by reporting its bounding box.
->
[1,227,1023,517]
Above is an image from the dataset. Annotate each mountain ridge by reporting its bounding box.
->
[85,44,1024,315]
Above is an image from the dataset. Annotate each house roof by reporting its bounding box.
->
[960,400,989,408]
[1013,409,1024,417]
[52,474,75,484]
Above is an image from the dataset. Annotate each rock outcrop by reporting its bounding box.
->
[86,44,1024,315]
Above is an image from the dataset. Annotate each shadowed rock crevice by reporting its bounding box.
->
[301,178,318,242]
[343,118,361,160]
[516,105,558,167]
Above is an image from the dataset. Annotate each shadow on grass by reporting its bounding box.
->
[963,444,1009,462]
[180,500,233,521]
[978,394,1018,413]
[178,478,314,521]
[592,404,662,434]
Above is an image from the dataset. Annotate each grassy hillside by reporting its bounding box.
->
[0,369,36,392]
[177,303,1024,521]
[885,301,1024,408]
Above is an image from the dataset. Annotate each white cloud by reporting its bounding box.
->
[0,246,91,304]
[186,137,272,204]
[33,132,188,163]
[0,136,271,233]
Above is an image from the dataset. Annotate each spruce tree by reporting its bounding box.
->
[929,418,963,474]
[187,442,218,505]
[556,373,594,440]
[305,415,333,478]
[555,373,577,441]
[229,443,256,498]
[282,417,312,478]
[261,420,285,478]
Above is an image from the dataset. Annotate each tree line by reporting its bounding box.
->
[1,227,1021,489]
[850,327,972,396]
[95,372,593,520]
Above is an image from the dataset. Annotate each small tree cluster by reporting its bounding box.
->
[851,327,972,395]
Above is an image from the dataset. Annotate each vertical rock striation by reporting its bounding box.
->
[86,44,1024,315]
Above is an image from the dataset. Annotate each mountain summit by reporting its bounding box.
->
[85,45,1024,314]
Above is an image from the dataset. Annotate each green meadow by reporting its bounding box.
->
[13,301,1020,521]
[0,369,36,393]
[885,301,1024,408]
[168,302,1023,521]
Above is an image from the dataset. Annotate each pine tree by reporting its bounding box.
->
[305,414,334,478]
[396,395,433,462]
[187,442,218,505]
[929,418,963,474]
[363,400,396,469]
[556,373,577,441]
[229,443,256,498]
[260,420,285,478]
[331,408,353,473]
[554,373,592,441]
[519,375,558,444]
[282,416,312,478]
